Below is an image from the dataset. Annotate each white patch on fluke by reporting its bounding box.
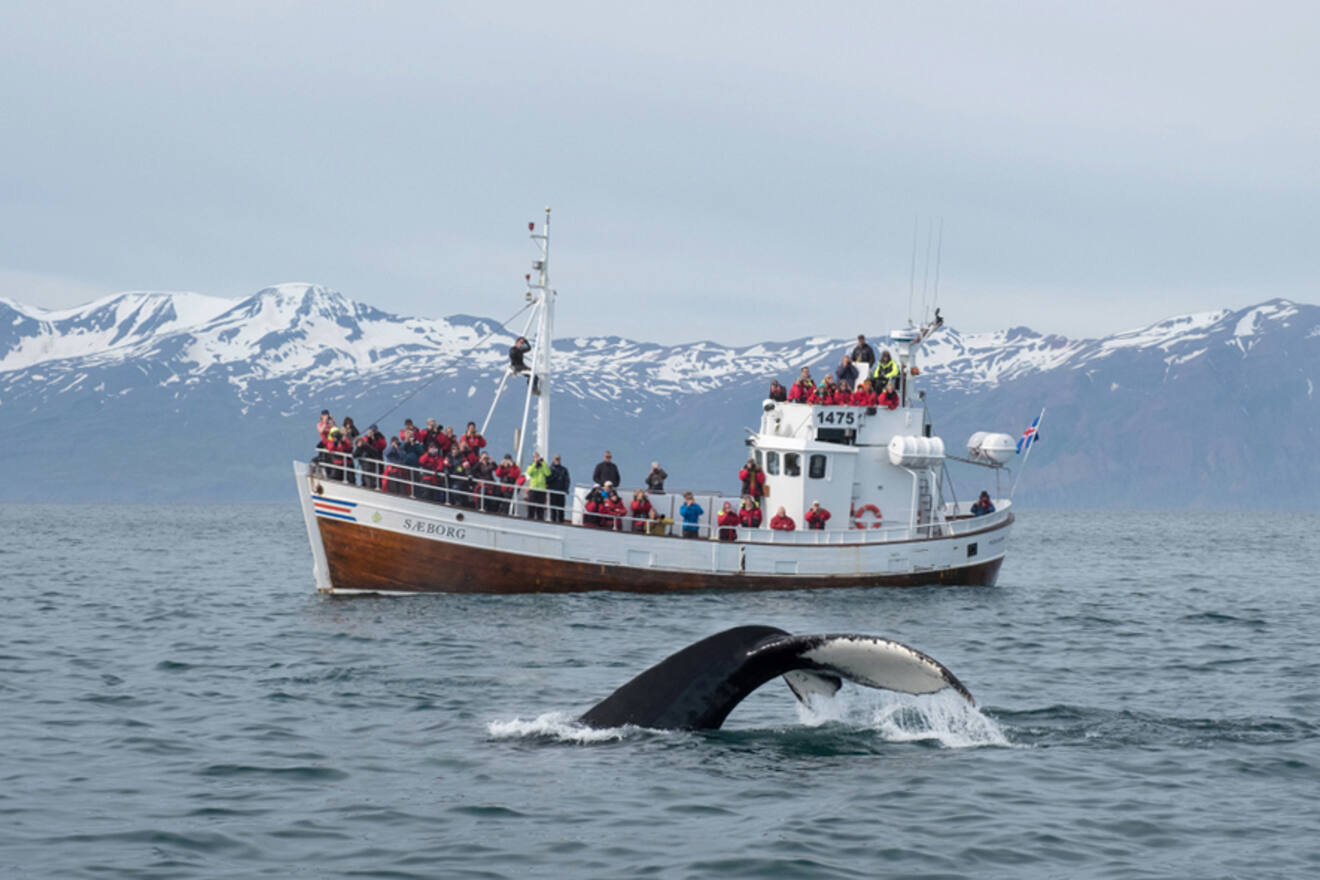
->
[799,635,964,699]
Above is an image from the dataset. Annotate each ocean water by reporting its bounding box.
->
[1,505,1317,879]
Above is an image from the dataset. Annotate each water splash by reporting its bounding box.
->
[796,689,1011,748]
[486,711,638,744]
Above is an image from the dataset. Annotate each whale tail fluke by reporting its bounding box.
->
[579,625,973,731]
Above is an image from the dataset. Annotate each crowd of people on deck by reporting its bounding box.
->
[766,335,902,410]
[311,410,830,537]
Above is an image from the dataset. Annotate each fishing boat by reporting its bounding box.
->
[294,210,1026,594]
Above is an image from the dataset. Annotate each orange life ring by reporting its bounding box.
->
[851,504,883,529]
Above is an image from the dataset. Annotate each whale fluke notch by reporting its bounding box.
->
[578,625,973,731]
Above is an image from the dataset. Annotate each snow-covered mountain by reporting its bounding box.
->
[2,285,1316,507]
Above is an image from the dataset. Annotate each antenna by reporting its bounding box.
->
[931,218,943,321]
[920,220,934,324]
[907,215,918,323]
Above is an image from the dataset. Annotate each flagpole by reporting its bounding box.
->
[1010,407,1045,500]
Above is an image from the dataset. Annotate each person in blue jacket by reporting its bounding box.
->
[679,492,704,538]
[970,491,995,516]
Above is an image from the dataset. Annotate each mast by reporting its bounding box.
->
[516,207,553,466]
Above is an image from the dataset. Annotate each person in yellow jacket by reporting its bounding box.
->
[524,451,552,521]
[871,350,900,389]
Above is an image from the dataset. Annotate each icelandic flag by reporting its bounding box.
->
[1016,415,1041,454]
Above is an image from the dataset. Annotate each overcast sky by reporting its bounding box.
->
[2,2,1317,344]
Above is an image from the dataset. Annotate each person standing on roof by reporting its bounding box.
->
[768,379,787,402]
[851,335,876,368]
[645,462,668,492]
[593,451,621,488]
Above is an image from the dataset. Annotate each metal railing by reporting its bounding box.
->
[309,452,1011,545]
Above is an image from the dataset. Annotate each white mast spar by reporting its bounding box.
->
[515,207,553,466]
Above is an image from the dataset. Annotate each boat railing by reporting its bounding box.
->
[308,453,1010,544]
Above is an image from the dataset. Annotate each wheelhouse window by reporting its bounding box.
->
[754,449,763,469]
[766,451,780,475]
[808,454,827,479]
[784,453,801,477]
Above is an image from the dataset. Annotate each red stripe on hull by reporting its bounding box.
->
[316,517,1008,594]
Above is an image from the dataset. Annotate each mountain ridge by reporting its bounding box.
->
[1,286,1315,508]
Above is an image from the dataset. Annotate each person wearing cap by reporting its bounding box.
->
[593,451,621,488]
[770,506,796,531]
[644,461,668,493]
[971,491,995,516]
[354,423,387,489]
[678,492,704,538]
[547,454,571,523]
[767,379,787,402]
[805,500,831,530]
[851,378,878,407]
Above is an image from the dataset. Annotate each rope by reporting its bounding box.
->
[368,303,533,427]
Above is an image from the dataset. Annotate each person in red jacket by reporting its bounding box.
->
[851,379,878,407]
[788,367,815,403]
[438,426,457,455]
[878,381,900,410]
[399,418,419,443]
[317,409,334,442]
[317,426,353,482]
[629,490,653,532]
[804,500,831,530]
[462,421,487,453]
[738,495,762,529]
[717,502,740,541]
[601,489,629,530]
[770,506,796,531]
[495,455,521,514]
[418,443,446,502]
[739,458,766,500]
[810,375,840,405]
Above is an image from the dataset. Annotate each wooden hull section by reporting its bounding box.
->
[316,515,1007,595]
